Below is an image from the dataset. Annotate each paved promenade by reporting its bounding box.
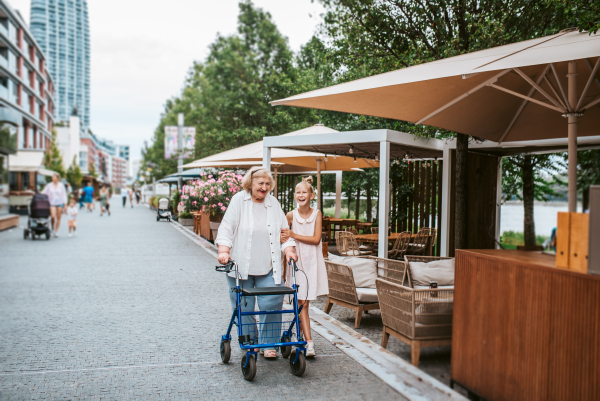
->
[0,203,400,400]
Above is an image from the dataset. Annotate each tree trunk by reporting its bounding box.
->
[523,155,536,247]
[355,188,360,220]
[366,187,372,222]
[454,133,469,251]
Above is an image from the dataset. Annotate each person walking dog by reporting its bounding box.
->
[216,166,297,359]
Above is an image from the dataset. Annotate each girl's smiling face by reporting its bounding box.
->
[295,183,314,207]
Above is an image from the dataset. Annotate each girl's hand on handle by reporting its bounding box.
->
[217,252,230,265]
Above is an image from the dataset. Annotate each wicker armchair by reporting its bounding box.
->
[376,255,455,366]
[407,227,436,256]
[324,257,406,328]
[336,231,372,256]
[388,231,412,260]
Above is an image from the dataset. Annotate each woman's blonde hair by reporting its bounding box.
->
[296,176,314,194]
[242,166,276,193]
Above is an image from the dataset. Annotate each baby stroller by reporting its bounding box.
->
[24,193,51,240]
[216,259,307,381]
[156,198,171,222]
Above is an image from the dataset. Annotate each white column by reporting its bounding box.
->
[262,146,271,170]
[378,141,390,258]
[335,171,342,218]
[440,146,452,257]
[317,159,322,211]
[495,157,502,248]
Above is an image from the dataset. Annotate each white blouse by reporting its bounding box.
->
[215,190,295,284]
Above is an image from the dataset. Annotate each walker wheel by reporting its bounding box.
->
[220,340,231,363]
[156,216,159,222]
[241,353,257,381]
[23,230,28,240]
[289,349,306,376]
[281,336,292,358]
[45,231,51,240]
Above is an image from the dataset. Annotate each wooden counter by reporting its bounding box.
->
[452,249,600,401]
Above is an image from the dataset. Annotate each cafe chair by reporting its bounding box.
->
[388,231,412,259]
[324,256,406,327]
[407,227,436,256]
[337,231,372,256]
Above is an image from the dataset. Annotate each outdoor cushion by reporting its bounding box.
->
[328,254,377,288]
[409,259,455,287]
[356,287,378,303]
[414,285,454,290]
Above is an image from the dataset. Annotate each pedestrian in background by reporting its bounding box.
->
[82,182,94,212]
[42,173,67,237]
[99,185,110,216]
[121,187,128,208]
[281,176,328,358]
[66,197,78,237]
[128,187,134,208]
[78,188,85,209]
[135,189,141,204]
[216,166,298,359]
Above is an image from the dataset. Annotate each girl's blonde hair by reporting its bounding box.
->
[296,176,314,194]
[241,166,276,193]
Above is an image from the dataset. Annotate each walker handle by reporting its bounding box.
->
[288,259,299,272]
[215,260,235,273]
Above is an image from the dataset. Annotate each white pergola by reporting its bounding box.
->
[263,129,600,258]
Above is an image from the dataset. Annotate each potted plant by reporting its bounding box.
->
[178,211,194,226]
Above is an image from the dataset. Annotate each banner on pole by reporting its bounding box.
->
[164,126,196,159]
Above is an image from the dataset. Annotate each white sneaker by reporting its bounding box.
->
[53,232,59,238]
[68,233,72,237]
[306,341,315,358]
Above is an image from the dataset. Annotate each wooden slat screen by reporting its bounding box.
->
[390,160,443,256]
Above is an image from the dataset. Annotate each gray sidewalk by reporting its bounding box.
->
[0,204,401,400]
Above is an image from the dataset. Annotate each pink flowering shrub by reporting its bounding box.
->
[182,170,242,220]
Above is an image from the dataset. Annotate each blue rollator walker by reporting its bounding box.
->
[216,259,307,381]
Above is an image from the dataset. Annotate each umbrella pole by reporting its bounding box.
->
[317,159,322,211]
[567,61,578,213]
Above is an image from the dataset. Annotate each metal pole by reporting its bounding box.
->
[317,159,322,211]
[152,177,156,197]
[335,171,342,218]
[378,141,390,258]
[567,61,578,213]
[177,113,184,173]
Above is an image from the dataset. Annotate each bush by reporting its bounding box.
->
[179,211,192,219]
[500,231,548,246]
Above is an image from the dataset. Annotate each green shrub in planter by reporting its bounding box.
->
[179,211,192,219]
[178,211,194,227]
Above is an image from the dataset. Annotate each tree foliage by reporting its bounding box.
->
[43,129,65,179]
[66,156,83,189]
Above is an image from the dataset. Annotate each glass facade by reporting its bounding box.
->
[30,0,90,130]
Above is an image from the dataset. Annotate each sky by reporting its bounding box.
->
[10,0,325,162]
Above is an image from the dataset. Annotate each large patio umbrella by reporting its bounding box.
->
[271,28,600,212]
[183,124,380,209]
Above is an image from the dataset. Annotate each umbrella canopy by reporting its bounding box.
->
[182,160,285,169]
[272,28,600,212]
[183,124,379,172]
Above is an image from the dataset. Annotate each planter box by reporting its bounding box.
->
[210,221,221,242]
[200,211,212,240]
[179,218,194,227]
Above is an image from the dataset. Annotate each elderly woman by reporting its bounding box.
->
[42,173,67,237]
[216,166,297,359]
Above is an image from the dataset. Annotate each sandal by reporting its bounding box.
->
[263,348,277,359]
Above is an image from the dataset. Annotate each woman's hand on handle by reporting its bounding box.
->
[284,247,298,263]
[217,253,230,265]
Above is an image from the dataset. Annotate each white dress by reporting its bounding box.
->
[286,208,329,300]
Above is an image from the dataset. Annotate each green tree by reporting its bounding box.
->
[43,129,65,179]
[318,0,597,249]
[66,155,83,190]
[502,154,565,246]
[88,161,98,178]
[571,149,600,211]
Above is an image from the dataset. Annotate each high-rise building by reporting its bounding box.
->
[29,0,89,130]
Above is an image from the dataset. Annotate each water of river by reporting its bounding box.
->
[500,202,570,236]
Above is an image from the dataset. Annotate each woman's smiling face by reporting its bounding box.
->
[251,177,272,201]
[295,183,314,206]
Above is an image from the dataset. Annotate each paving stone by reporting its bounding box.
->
[0,205,401,400]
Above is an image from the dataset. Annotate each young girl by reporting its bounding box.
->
[281,176,328,358]
[66,197,78,237]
